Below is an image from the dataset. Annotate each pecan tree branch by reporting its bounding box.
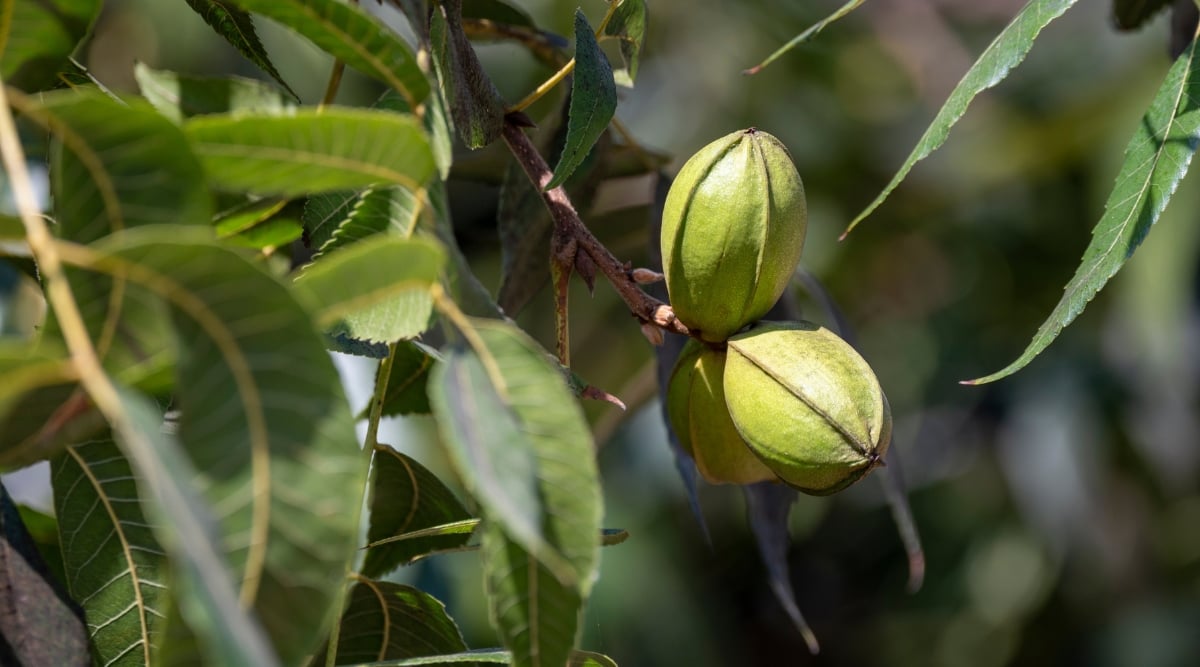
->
[500,116,690,337]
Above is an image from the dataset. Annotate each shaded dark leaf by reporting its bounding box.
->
[376,342,437,417]
[430,0,508,148]
[361,446,473,578]
[545,10,617,190]
[1113,0,1173,30]
[183,0,299,99]
[0,0,100,93]
[134,64,294,121]
[744,482,817,654]
[321,580,470,665]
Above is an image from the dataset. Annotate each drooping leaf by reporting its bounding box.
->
[185,108,435,197]
[52,438,168,667]
[362,447,473,578]
[134,63,294,122]
[602,0,647,86]
[0,479,89,666]
[844,0,1079,236]
[498,97,608,315]
[430,0,507,149]
[323,580,470,665]
[480,523,582,667]
[294,235,444,342]
[0,0,100,93]
[968,30,1200,384]
[743,483,818,654]
[376,342,437,417]
[108,385,278,667]
[227,0,430,107]
[58,229,366,665]
[13,89,212,242]
[1112,0,1173,30]
[545,10,617,190]
[743,0,864,76]
[429,318,601,664]
[182,0,299,100]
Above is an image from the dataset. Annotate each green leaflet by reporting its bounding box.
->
[743,0,863,76]
[429,319,601,666]
[134,64,295,122]
[294,236,445,342]
[968,29,1200,384]
[545,10,616,190]
[59,228,365,665]
[329,649,616,665]
[226,0,430,107]
[602,0,647,86]
[314,186,427,259]
[321,580,470,664]
[53,439,168,667]
[361,447,473,578]
[16,89,213,243]
[0,0,100,92]
[182,0,299,100]
[843,0,1079,236]
[185,108,435,197]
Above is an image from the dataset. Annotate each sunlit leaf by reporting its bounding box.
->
[430,0,507,149]
[545,10,616,190]
[58,229,366,665]
[183,0,298,100]
[294,236,444,342]
[134,64,294,122]
[13,89,212,242]
[221,217,304,249]
[315,186,426,259]
[185,108,435,197]
[323,580,470,665]
[0,0,100,92]
[53,438,168,667]
[968,30,1200,383]
[304,190,360,251]
[0,480,89,665]
[362,447,473,578]
[602,0,646,86]
[743,0,863,76]
[228,0,430,107]
[430,318,601,665]
[844,0,1078,236]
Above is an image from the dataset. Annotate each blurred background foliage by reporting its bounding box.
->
[3,0,1200,665]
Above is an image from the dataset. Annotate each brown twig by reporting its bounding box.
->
[500,116,690,340]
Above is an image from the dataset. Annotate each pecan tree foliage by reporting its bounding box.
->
[0,0,1194,665]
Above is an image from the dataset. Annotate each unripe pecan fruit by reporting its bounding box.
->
[666,339,778,485]
[724,321,891,495]
[661,129,807,342]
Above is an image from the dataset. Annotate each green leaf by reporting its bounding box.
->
[742,0,864,76]
[0,0,100,92]
[429,319,601,665]
[843,0,1078,236]
[15,89,213,243]
[545,10,617,190]
[186,108,435,197]
[462,0,536,28]
[294,236,444,342]
[419,183,505,319]
[324,580,469,665]
[430,0,507,149]
[183,0,299,100]
[304,190,362,250]
[60,229,366,665]
[480,524,582,667]
[227,0,430,107]
[1112,0,1173,30]
[351,650,510,665]
[376,342,437,417]
[134,63,294,122]
[602,0,646,86]
[362,447,473,578]
[108,385,278,667]
[968,30,1200,384]
[316,185,427,258]
[221,216,304,249]
[52,439,168,667]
